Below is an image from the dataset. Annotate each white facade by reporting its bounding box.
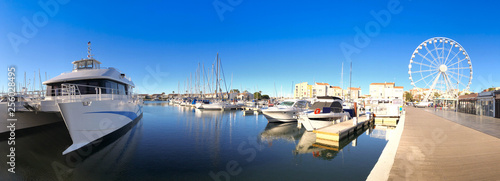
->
[312,83,329,97]
[369,83,403,100]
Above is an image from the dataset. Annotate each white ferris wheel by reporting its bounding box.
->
[408,37,472,101]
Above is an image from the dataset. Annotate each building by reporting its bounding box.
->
[327,86,343,97]
[345,87,361,100]
[369,83,404,100]
[312,82,329,97]
[294,82,312,98]
[458,93,478,115]
[458,90,500,118]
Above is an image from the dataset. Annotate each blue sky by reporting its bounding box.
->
[1,0,499,96]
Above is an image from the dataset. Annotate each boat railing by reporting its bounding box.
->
[47,83,139,103]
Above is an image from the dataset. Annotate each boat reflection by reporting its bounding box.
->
[0,119,143,180]
[293,125,374,160]
[371,121,398,141]
[143,101,170,107]
[259,123,304,143]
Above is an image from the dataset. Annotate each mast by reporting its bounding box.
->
[215,53,219,99]
[349,61,352,101]
[341,62,344,99]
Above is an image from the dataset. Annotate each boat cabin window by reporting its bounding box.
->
[46,79,129,96]
[73,59,101,70]
[295,101,308,108]
[281,101,295,106]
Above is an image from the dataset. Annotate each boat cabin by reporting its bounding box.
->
[72,59,101,71]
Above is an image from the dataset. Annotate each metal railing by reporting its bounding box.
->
[47,83,140,103]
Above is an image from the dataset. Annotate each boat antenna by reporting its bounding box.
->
[87,41,93,59]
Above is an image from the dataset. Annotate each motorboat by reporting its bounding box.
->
[42,45,143,155]
[297,96,351,131]
[261,99,310,123]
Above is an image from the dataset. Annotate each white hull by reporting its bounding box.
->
[195,102,204,109]
[202,102,237,111]
[0,103,63,134]
[57,99,142,155]
[261,109,298,122]
[298,112,350,132]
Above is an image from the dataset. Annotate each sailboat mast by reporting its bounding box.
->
[215,53,219,98]
[349,61,352,101]
[341,62,344,100]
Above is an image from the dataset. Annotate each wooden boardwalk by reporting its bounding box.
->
[313,116,373,141]
[388,107,500,180]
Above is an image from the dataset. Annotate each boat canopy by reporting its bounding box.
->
[310,101,343,113]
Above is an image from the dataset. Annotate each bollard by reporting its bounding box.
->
[352,117,358,126]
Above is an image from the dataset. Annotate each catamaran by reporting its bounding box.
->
[42,42,143,155]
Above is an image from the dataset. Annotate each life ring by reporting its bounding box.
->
[314,108,321,114]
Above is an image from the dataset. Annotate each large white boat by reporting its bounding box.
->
[261,99,310,123]
[297,96,351,131]
[42,47,143,155]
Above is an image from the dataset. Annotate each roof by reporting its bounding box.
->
[43,67,134,87]
[348,87,361,90]
[315,82,329,86]
[331,86,341,89]
[458,93,478,100]
[395,86,404,89]
[370,82,395,85]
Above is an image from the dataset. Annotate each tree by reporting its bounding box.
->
[434,92,440,98]
[415,94,423,102]
[261,95,270,99]
[404,92,414,102]
[487,87,496,92]
[230,89,240,93]
[254,92,262,100]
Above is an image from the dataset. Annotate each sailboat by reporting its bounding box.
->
[202,53,236,111]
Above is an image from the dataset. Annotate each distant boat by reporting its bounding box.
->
[261,99,310,123]
[42,43,143,155]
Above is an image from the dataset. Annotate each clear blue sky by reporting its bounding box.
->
[1,0,499,96]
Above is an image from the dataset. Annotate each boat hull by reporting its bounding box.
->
[57,99,142,155]
[261,109,297,122]
[298,112,350,131]
[0,102,63,134]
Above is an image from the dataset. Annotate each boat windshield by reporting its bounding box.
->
[280,101,295,106]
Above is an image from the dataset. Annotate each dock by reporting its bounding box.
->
[368,107,500,180]
[313,116,375,141]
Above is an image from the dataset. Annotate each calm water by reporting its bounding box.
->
[0,101,393,181]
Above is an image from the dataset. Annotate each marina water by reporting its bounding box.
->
[0,101,393,180]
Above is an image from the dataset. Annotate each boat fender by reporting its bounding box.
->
[314,108,321,114]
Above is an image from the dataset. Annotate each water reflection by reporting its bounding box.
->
[0,119,143,180]
[259,123,304,143]
[1,103,396,180]
[293,125,373,161]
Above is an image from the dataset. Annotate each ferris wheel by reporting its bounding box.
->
[408,37,472,101]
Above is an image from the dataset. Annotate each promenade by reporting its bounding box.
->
[388,107,500,180]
